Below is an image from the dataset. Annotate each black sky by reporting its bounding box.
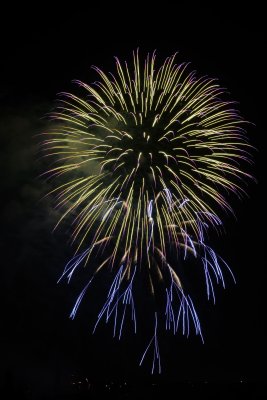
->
[1,4,265,395]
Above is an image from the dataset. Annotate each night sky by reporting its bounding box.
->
[1,5,265,398]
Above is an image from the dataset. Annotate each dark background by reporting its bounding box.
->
[1,4,265,398]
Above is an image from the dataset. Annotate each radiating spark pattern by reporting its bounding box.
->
[42,50,253,372]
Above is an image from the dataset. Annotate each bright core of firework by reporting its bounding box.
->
[42,50,253,373]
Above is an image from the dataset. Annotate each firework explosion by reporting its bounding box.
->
[42,50,252,373]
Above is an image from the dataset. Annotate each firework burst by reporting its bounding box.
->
[42,50,253,372]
